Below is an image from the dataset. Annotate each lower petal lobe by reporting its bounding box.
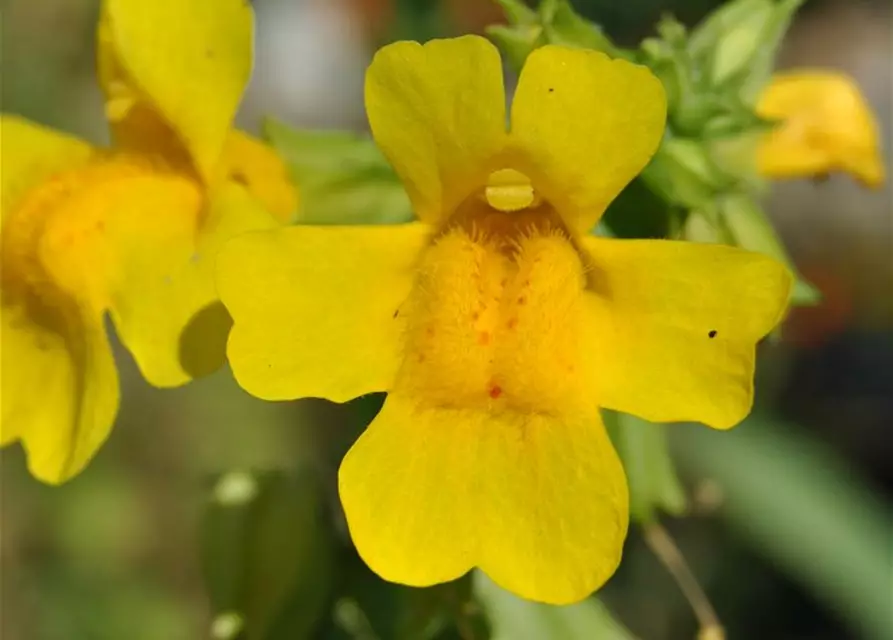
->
[218,223,431,402]
[0,285,118,484]
[339,393,628,604]
[581,237,792,429]
[108,182,279,387]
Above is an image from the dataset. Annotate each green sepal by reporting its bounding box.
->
[538,0,619,56]
[640,136,735,210]
[485,23,545,71]
[686,0,804,97]
[487,0,623,71]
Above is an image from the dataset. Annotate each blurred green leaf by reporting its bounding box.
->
[686,0,804,93]
[604,411,687,524]
[201,470,337,640]
[494,0,538,25]
[337,557,489,640]
[264,118,413,226]
[735,0,804,103]
[674,417,893,640]
[475,572,634,640]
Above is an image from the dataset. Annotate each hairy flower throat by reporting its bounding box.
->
[397,192,593,415]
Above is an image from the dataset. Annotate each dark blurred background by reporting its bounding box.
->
[1,1,890,639]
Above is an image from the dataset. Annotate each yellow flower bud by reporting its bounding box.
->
[757,71,885,188]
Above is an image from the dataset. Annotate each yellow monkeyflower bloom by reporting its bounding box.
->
[0,0,296,484]
[218,37,791,604]
[757,70,886,188]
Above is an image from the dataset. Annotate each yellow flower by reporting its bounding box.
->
[0,0,296,484]
[217,37,791,604]
[757,70,886,188]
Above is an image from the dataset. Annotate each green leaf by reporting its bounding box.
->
[201,470,337,640]
[263,118,413,226]
[673,417,893,640]
[335,556,490,640]
[475,572,634,640]
[604,411,687,524]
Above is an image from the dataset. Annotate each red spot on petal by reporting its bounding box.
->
[489,385,503,399]
[478,331,490,345]
[517,296,526,305]
[471,311,480,321]
[507,317,517,329]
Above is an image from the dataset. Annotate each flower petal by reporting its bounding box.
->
[218,223,431,402]
[365,36,507,224]
[339,393,628,604]
[220,131,298,223]
[100,0,253,183]
[109,182,279,387]
[0,115,93,225]
[757,71,885,188]
[510,47,666,233]
[581,237,792,429]
[0,291,118,484]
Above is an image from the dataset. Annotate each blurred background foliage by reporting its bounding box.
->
[1,0,891,639]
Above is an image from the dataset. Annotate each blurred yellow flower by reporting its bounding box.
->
[757,71,886,188]
[218,36,791,604]
[0,0,296,484]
